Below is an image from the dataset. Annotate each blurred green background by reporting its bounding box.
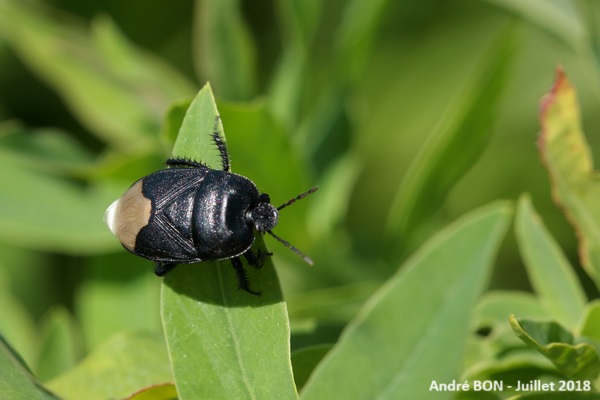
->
[1,0,599,379]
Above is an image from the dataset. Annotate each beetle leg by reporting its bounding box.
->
[165,158,207,169]
[211,130,230,172]
[154,263,177,276]
[243,248,272,269]
[231,257,260,295]
[243,250,260,268]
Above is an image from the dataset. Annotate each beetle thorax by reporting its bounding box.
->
[247,199,278,232]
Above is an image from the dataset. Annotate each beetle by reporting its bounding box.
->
[104,124,317,294]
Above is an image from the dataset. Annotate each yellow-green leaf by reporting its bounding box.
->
[538,68,600,287]
[509,315,600,381]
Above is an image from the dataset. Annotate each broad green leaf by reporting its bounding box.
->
[194,0,256,101]
[0,125,94,174]
[384,27,517,260]
[0,333,59,400]
[286,281,378,323]
[171,83,225,170]
[510,316,600,381]
[162,87,297,400]
[463,352,558,391]
[306,152,361,241]
[515,195,587,328]
[0,160,115,253]
[161,253,297,400]
[300,202,512,399]
[35,307,80,382]
[91,16,193,103]
[76,254,162,351]
[0,0,193,150]
[274,0,321,48]
[291,345,331,392]
[0,269,37,368]
[538,69,600,287]
[580,300,600,342]
[47,331,172,400]
[269,0,321,127]
[484,1,600,103]
[161,98,194,146]
[473,290,548,330]
[334,0,393,82]
[483,0,587,51]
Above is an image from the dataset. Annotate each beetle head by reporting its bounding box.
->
[248,187,319,266]
[247,194,279,232]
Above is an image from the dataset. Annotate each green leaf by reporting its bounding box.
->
[286,281,378,323]
[269,0,321,127]
[0,0,193,150]
[579,300,600,342]
[510,316,600,381]
[0,269,37,368]
[161,98,194,146]
[46,331,172,400]
[35,307,80,382]
[515,194,587,328]
[538,69,600,289]
[161,252,297,400]
[76,254,162,351]
[300,202,512,399]
[291,345,331,392]
[473,290,548,330]
[463,351,558,392]
[171,83,225,169]
[334,0,393,82]
[0,125,94,174]
[483,0,588,51]
[384,27,517,260]
[0,160,115,253]
[306,152,361,240]
[124,383,178,400]
[0,333,59,400]
[194,0,256,100]
[161,86,298,400]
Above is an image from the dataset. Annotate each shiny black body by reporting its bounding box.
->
[134,166,260,265]
[135,153,272,294]
[109,129,316,295]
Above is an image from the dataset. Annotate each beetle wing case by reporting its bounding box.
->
[131,168,208,263]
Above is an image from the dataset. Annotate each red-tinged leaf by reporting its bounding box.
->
[124,383,177,400]
[538,68,600,287]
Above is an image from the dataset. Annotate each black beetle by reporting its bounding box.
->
[104,125,317,294]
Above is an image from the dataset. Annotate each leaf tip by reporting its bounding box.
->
[538,66,571,132]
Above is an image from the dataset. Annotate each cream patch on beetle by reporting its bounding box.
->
[104,180,151,251]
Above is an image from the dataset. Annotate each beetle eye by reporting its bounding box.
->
[247,202,278,232]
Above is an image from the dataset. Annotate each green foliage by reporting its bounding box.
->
[301,203,511,399]
[4,0,600,399]
[509,316,600,381]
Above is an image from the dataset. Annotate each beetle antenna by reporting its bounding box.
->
[277,186,319,211]
[267,230,314,266]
